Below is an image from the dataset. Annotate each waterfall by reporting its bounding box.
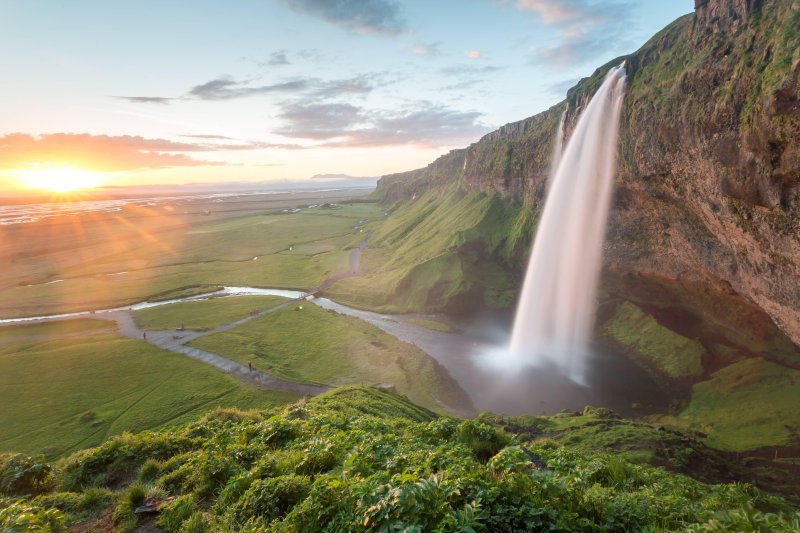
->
[550,112,565,180]
[509,65,626,382]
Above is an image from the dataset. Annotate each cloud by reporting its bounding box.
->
[411,42,441,57]
[188,77,310,100]
[122,73,377,104]
[465,50,482,59]
[0,133,228,171]
[282,0,405,35]
[437,64,504,91]
[273,101,490,148]
[514,0,635,68]
[276,102,365,140]
[267,50,290,66]
[546,77,581,96]
[180,134,236,140]
[439,64,504,77]
[311,75,376,98]
[115,96,175,105]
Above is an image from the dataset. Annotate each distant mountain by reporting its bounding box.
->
[310,173,379,181]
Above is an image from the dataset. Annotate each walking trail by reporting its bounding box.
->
[1,233,373,398]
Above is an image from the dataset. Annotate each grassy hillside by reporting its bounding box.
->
[0,320,297,459]
[2,387,797,531]
[326,187,536,313]
[656,358,800,451]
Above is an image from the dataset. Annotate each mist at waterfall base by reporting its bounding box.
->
[469,65,633,411]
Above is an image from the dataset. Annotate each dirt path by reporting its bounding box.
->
[0,236,375,398]
[95,300,330,396]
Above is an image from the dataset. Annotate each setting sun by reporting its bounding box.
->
[15,167,104,193]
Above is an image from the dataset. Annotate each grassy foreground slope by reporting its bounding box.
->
[2,387,798,532]
[0,320,297,459]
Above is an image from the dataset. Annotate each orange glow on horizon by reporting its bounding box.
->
[14,166,105,193]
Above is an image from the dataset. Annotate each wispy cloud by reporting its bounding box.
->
[0,133,228,171]
[180,134,236,140]
[514,0,635,68]
[188,77,310,100]
[282,0,406,35]
[410,42,441,57]
[122,73,379,104]
[465,50,482,59]
[266,50,290,66]
[437,63,504,92]
[115,96,175,105]
[439,64,504,77]
[546,77,581,96]
[273,101,490,148]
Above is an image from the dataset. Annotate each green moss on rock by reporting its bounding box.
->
[602,302,705,379]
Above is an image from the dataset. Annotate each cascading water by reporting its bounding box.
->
[509,65,627,383]
[550,112,565,180]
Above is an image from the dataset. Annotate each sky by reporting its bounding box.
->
[0,0,692,192]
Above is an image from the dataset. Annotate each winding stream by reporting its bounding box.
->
[0,286,671,417]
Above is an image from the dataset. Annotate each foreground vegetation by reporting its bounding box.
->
[2,387,797,532]
[0,320,297,459]
[189,303,468,414]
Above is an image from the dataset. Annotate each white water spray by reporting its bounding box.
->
[509,65,627,382]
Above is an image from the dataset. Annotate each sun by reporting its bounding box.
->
[16,167,104,193]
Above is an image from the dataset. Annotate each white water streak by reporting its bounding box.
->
[509,65,627,382]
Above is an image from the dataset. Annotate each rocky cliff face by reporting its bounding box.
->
[377,0,800,346]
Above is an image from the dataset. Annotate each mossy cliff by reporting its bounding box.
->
[371,0,800,346]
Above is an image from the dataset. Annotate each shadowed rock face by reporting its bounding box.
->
[377,0,800,345]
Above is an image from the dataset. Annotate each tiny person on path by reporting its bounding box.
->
[248,362,253,372]
[143,331,147,341]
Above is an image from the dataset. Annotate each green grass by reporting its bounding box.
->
[326,188,531,313]
[0,203,383,319]
[132,295,289,331]
[661,358,800,451]
[4,387,798,532]
[601,302,705,379]
[406,318,456,333]
[0,320,297,458]
[188,303,468,414]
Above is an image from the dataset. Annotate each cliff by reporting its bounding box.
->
[375,0,800,345]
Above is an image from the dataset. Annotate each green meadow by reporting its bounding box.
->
[0,320,297,459]
[0,201,382,318]
[188,303,468,413]
[132,295,289,331]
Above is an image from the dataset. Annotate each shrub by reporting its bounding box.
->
[157,494,198,532]
[457,420,509,461]
[0,500,65,532]
[232,474,311,526]
[0,454,54,496]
